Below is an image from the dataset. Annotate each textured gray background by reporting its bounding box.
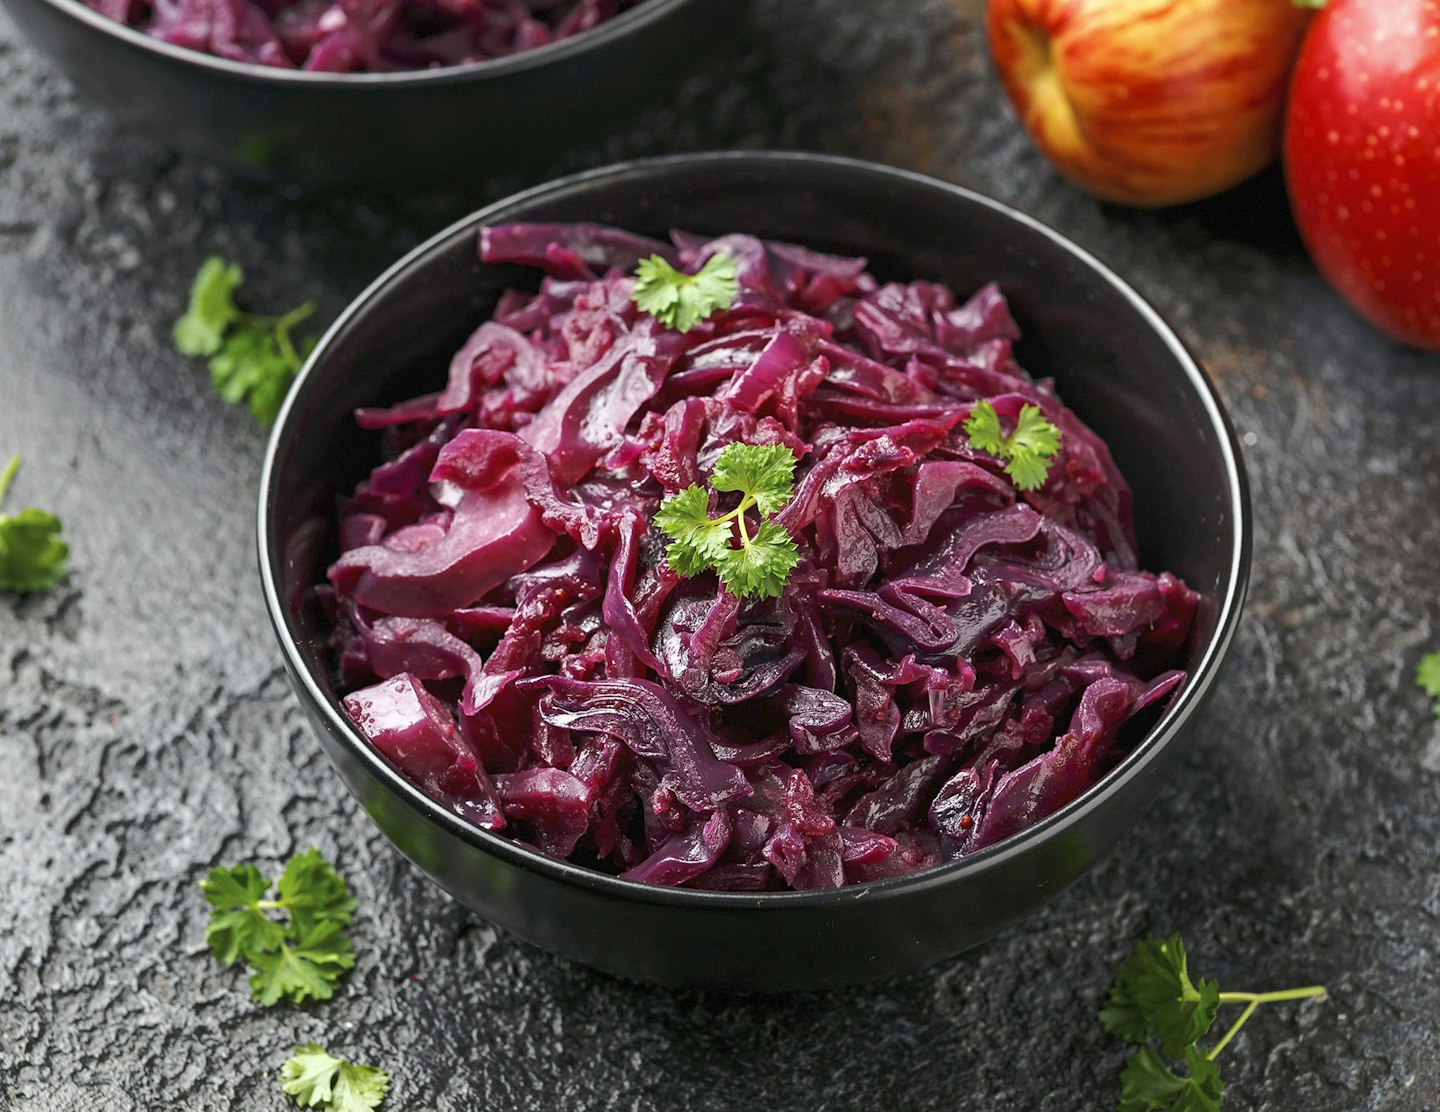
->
[2,1,1438,1109]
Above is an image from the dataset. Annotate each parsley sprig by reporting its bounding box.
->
[631,252,739,332]
[964,400,1062,491]
[281,1043,389,1111]
[0,455,69,594]
[654,442,800,599]
[174,256,317,426]
[1102,933,1326,1110]
[1417,652,1440,717]
[201,849,357,1006]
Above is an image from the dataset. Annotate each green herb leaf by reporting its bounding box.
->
[963,400,1063,491]
[1417,652,1440,718]
[199,849,356,1006]
[1118,1046,1222,1112]
[631,253,739,332]
[174,258,316,426]
[0,456,69,594]
[247,924,356,1007]
[653,485,732,576]
[1102,932,1326,1111]
[200,863,287,965]
[713,519,801,600]
[281,1043,389,1112]
[654,442,800,599]
[174,257,243,357]
[709,442,797,516]
[1101,934,1220,1057]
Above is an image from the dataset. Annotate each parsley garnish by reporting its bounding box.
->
[0,455,69,594]
[1417,652,1440,718]
[630,252,739,332]
[281,1043,389,1111]
[964,400,1062,491]
[174,256,317,426]
[654,442,800,599]
[1102,933,1326,1110]
[200,849,357,1006]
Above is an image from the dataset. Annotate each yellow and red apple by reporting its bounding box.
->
[986,0,1312,207]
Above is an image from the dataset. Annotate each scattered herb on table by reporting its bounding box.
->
[654,441,800,600]
[0,455,69,594]
[281,1043,389,1112]
[964,399,1062,491]
[1101,933,1326,1110]
[631,252,739,332]
[174,256,317,426]
[1417,652,1440,718]
[200,848,356,1005]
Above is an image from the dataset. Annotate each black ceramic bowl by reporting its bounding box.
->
[259,152,1250,991]
[0,0,725,186]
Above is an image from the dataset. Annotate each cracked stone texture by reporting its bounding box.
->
[2,1,1438,1109]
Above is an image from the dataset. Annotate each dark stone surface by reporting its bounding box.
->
[1,1,1437,1108]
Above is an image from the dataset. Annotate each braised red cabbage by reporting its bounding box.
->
[84,0,638,73]
[323,223,1199,891]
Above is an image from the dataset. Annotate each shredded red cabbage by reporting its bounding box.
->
[84,0,638,73]
[320,223,1199,890]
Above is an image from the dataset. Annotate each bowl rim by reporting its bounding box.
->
[29,0,695,86]
[258,150,1252,909]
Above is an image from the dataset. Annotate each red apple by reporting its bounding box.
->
[1285,0,1440,349]
[987,0,1312,207]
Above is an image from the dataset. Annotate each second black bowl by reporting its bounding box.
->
[260,152,1250,991]
[0,0,727,186]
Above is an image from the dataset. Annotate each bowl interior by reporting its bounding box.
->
[264,153,1246,892]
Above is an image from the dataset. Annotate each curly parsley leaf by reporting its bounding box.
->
[175,257,317,427]
[281,1043,389,1112]
[631,252,739,332]
[1417,652,1440,718]
[713,519,801,600]
[199,849,356,1006]
[1101,934,1220,1057]
[1103,933,1325,1111]
[963,400,1062,491]
[201,863,287,965]
[654,442,800,600]
[653,485,731,577]
[0,456,69,595]
[709,442,797,516]
[1118,1046,1222,1112]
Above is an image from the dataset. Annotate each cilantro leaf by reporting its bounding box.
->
[631,253,739,332]
[963,401,1006,456]
[1118,1046,1222,1112]
[174,257,243,357]
[0,456,69,594]
[963,400,1063,491]
[199,848,356,1006]
[1101,934,1220,1057]
[654,443,801,599]
[1417,652,1440,718]
[281,1043,389,1112]
[710,442,797,516]
[175,258,316,426]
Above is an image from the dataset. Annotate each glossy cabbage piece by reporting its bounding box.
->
[325,222,1200,890]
